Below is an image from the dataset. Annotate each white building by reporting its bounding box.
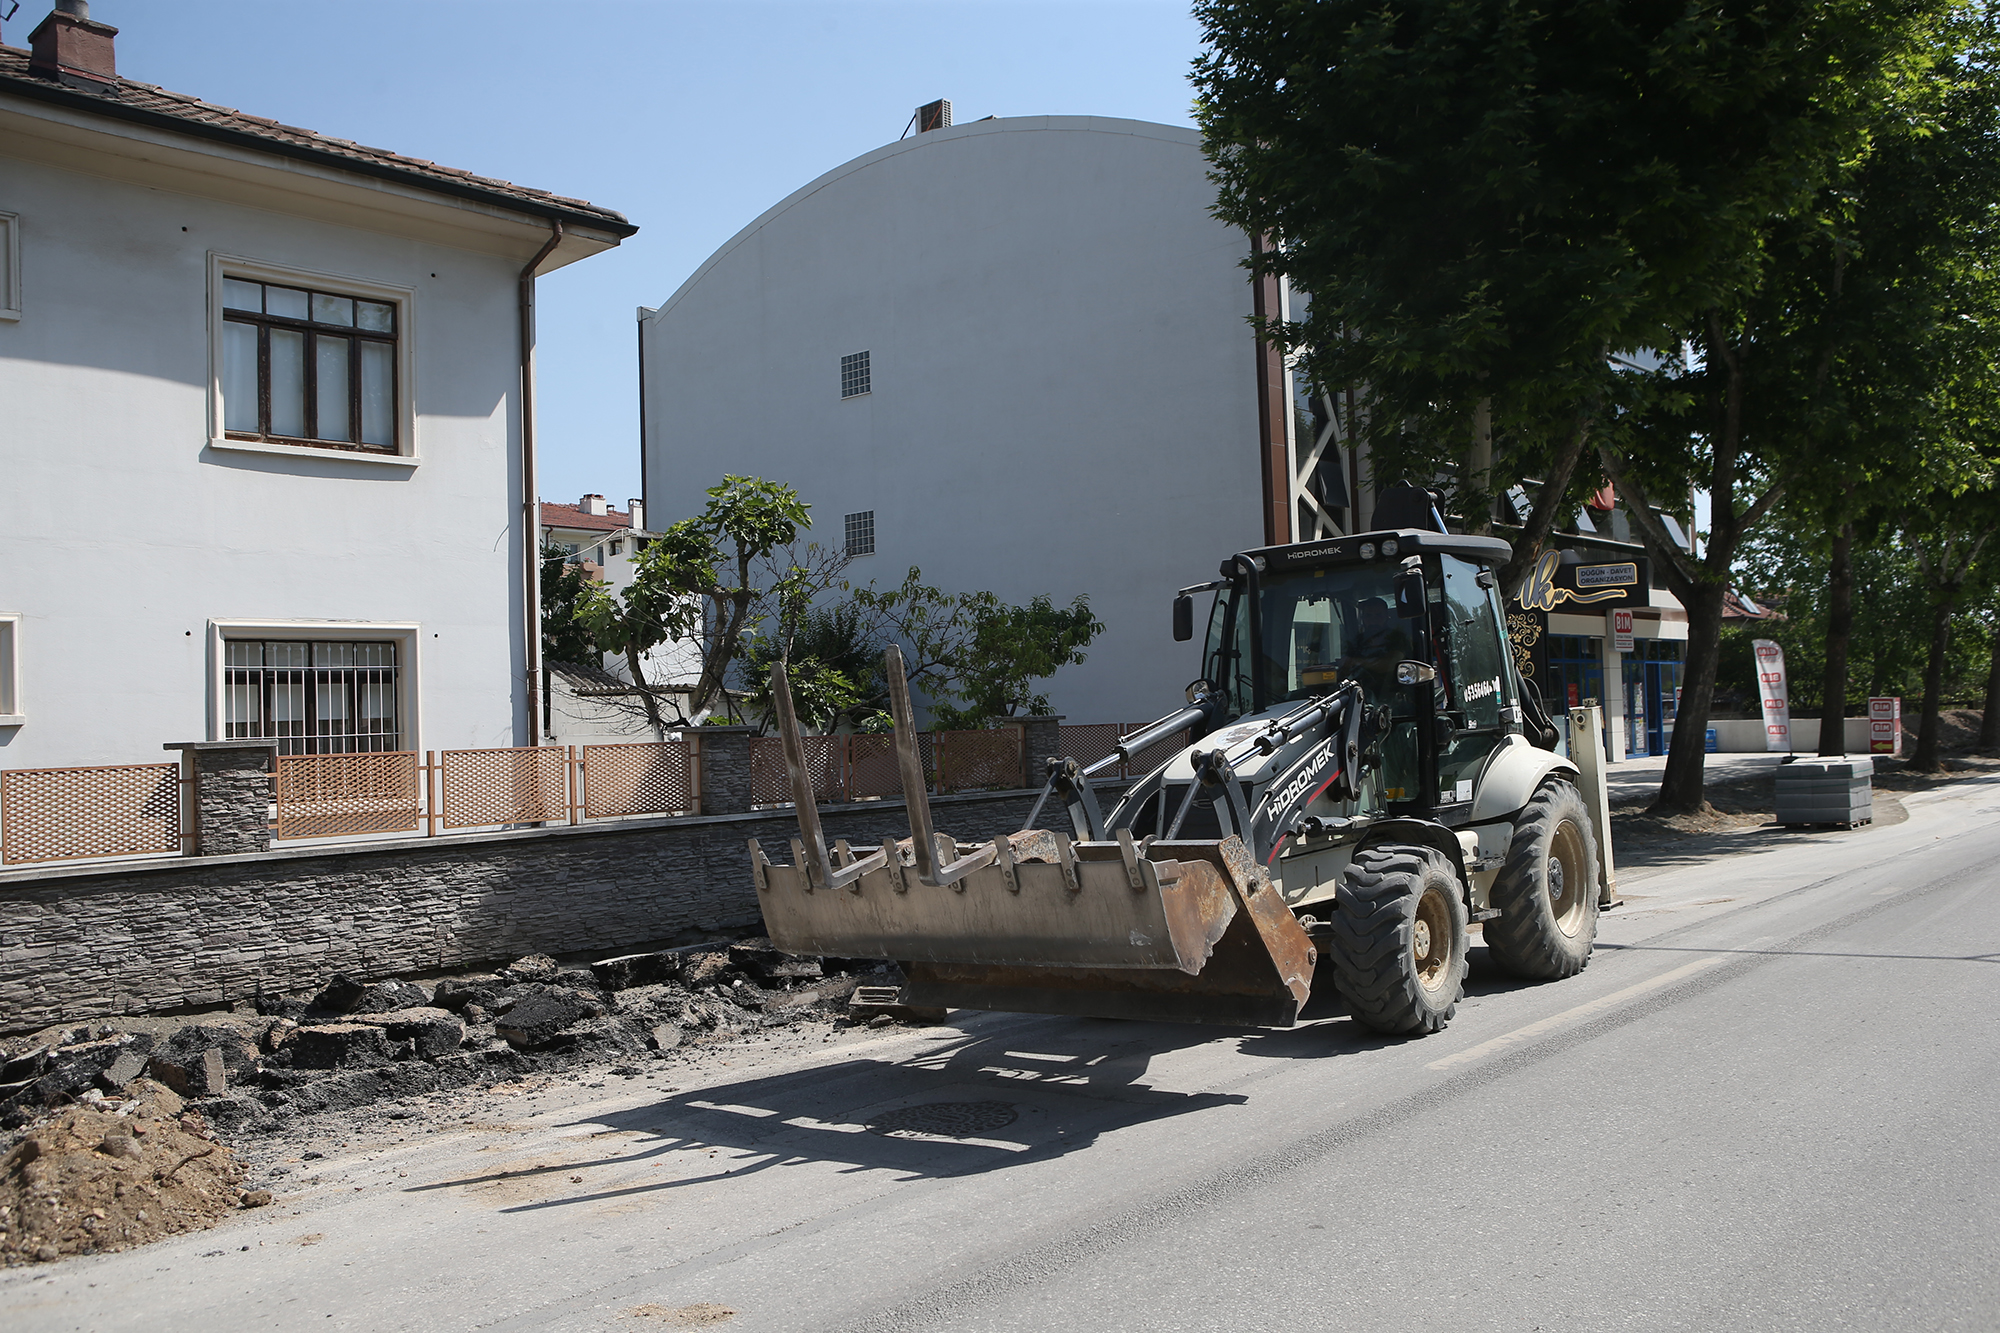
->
[542,494,646,594]
[638,114,1341,726]
[637,108,1698,754]
[0,3,633,771]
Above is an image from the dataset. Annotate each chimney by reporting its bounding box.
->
[627,498,645,531]
[30,1,119,90]
[916,99,952,133]
[579,494,608,516]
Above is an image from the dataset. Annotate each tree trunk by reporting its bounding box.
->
[1981,619,2000,751]
[1496,416,1591,595]
[625,642,666,737]
[1817,521,1854,756]
[1912,588,1957,772]
[1465,398,1493,536]
[1656,579,1729,813]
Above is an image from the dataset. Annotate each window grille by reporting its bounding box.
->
[222,278,398,453]
[840,350,871,399]
[845,511,876,556]
[224,640,400,755]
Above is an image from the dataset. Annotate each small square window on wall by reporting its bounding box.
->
[845,511,876,557]
[840,350,871,399]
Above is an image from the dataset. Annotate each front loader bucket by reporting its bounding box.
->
[749,650,1316,1028]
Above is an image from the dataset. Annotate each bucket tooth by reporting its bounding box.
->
[882,644,997,888]
[768,658,886,891]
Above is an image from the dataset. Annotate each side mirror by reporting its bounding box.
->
[1172,593,1194,642]
[1394,564,1426,618]
[1395,661,1437,686]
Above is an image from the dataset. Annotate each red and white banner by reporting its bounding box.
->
[1869,696,1902,756]
[1753,639,1791,752]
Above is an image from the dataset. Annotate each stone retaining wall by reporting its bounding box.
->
[0,792,1039,1034]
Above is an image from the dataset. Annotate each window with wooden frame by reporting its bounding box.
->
[220,278,399,453]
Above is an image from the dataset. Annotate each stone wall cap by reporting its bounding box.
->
[163,740,279,752]
[0,784,1068,889]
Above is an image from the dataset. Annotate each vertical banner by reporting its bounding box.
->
[1609,607,1635,653]
[1753,639,1792,752]
[1869,697,1903,756]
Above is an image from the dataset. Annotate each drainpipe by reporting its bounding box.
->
[520,219,563,745]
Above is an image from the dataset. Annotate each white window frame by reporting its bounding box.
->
[206,253,419,468]
[0,212,19,321]
[206,619,421,750]
[0,615,21,725]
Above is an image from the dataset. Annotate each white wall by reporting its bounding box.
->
[641,117,1264,725]
[0,155,527,768]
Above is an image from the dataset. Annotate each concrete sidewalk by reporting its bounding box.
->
[1600,749,1796,802]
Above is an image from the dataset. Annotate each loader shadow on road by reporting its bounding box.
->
[409,1021,1275,1211]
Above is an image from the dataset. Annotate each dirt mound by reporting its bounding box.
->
[0,1080,250,1265]
[1903,707,1986,752]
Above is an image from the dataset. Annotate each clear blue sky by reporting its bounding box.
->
[66,0,1207,510]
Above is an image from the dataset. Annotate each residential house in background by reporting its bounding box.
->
[538,494,701,746]
[542,494,646,593]
[0,2,634,771]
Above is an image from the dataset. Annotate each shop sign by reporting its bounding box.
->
[1869,696,1903,756]
[1517,549,1652,611]
[1608,607,1635,653]
[1753,638,1792,752]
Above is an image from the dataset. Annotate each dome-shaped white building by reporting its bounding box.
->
[639,114,1355,724]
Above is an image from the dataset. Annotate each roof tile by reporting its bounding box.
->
[0,45,631,233]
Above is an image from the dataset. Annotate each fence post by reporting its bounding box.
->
[568,745,580,825]
[1009,715,1064,790]
[163,741,276,856]
[692,725,759,814]
[424,750,438,837]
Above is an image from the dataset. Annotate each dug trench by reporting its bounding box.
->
[0,936,930,1266]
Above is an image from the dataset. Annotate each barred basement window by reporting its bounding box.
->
[845,510,876,556]
[840,350,871,399]
[222,278,399,453]
[223,640,400,755]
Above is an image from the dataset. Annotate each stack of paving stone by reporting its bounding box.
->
[1774,754,1874,829]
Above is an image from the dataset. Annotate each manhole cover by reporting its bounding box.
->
[866,1101,1019,1138]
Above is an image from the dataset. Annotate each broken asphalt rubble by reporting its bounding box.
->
[0,936,925,1262]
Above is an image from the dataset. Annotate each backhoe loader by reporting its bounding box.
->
[748,514,1618,1036]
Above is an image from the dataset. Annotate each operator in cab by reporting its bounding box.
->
[1342,596,1411,694]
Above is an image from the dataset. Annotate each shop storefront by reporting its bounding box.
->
[1506,545,1688,762]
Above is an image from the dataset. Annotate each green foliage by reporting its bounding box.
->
[539,540,596,667]
[842,568,1105,730]
[1192,0,1932,561]
[1726,518,1987,710]
[573,476,839,729]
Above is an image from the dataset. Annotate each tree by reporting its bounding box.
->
[539,540,596,668]
[842,568,1105,729]
[574,476,846,730]
[1596,5,1994,808]
[1192,0,1931,592]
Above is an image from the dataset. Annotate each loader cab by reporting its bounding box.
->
[1201,530,1522,821]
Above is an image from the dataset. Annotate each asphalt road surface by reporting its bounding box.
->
[6,770,1997,1332]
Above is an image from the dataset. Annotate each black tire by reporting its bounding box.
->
[1332,843,1468,1036]
[1486,779,1600,980]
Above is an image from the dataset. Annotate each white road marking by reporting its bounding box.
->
[1428,957,1727,1071]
